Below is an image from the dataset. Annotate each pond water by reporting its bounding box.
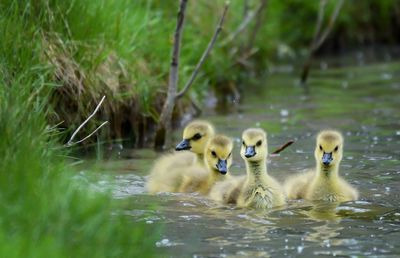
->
[90,52,400,257]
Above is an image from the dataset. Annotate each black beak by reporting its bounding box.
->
[175,139,191,151]
[216,159,227,174]
[244,146,256,158]
[322,152,333,166]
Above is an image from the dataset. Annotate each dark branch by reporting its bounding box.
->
[271,140,295,155]
[154,0,188,149]
[247,0,269,50]
[175,2,230,100]
[312,0,344,51]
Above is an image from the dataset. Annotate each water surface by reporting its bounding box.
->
[89,54,400,257]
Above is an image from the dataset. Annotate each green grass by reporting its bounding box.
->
[0,71,158,257]
[0,0,399,255]
[2,0,399,144]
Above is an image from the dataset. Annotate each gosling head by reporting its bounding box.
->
[315,130,344,169]
[204,135,233,175]
[240,128,268,162]
[175,120,215,154]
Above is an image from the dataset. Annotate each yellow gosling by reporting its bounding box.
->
[146,120,214,194]
[284,130,359,202]
[175,120,215,165]
[179,135,234,194]
[211,128,286,208]
[147,134,233,195]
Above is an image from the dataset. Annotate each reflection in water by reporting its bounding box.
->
[87,57,400,256]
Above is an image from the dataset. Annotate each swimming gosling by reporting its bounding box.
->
[211,129,286,208]
[284,130,358,202]
[147,134,233,194]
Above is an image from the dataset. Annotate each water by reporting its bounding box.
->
[87,55,400,257]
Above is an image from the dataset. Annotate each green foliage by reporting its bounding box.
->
[2,0,399,142]
[0,71,158,256]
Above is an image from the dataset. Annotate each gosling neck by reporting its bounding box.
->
[316,163,339,180]
[245,157,268,183]
[196,153,204,165]
[207,168,228,186]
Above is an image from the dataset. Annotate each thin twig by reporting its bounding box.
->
[154,0,188,149]
[66,95,107,146]
[312,0,344,51]
[271,140,295,155]
[67,121,108,146]
[246,0,268,50]
[175,2,230,100]
[221,9,255,46]
[311,0,327,48]
[300,0,344,84]
[243,0,250,19]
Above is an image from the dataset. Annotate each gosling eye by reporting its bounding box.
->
[192,133,202,141]
[242,141,246,146]
[319,145,323,151]
[256,140,262,147]
[334,146,339,152]
[228,152,232,158]
[211,151,217,157]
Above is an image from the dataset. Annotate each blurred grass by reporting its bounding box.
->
[0,0,399,255]
[0,73,158,256]
[2,0,399,145]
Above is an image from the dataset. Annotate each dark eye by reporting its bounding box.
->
[256,140,262,146]
[211,151,217,157]
[242,141,246,146]
[192,133,202,141]
[319,145,323,151]
[228,152,232,158]
[334,146,339,152]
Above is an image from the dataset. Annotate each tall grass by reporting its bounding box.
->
[0,2,157,257]
[0,0,398,256]
[2,0,398,145]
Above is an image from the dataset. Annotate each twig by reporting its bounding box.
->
[312,0,344,51]
[271,140,295,155]
[66,95,108,146]
[67,121,108,146]
[175,2,230,100]
[300,0,344,84]
[154,0,188,148]
[311,0,327,48]
[243,0,250,19]
[221,9,255,46]
[246,0,268,50]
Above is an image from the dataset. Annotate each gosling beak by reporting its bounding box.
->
[245,146,256,158]
[216,159,227,174]
[322,152,333,166]
[175,139,191,151]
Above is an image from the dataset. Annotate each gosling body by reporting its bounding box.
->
[211,128,286,208]
[147,134,233,195]
[284,130,358,202]
[146,120,214,194]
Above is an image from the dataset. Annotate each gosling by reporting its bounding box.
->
[284,130,358,202]
[179,134,234,194]
[211,128,286,208]
[146,120,214,193]
[147,134,233,194]
[175,120,215,166]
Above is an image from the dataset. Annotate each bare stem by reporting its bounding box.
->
[311,0,327,48]
[175,2,230,100]
[312,0,344,51]
[247,0,268,50]
[154,0,188,148]
[221,7,254,46]
[271,140,295,155]
[301,0,344,84]
[66,95,108,146]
